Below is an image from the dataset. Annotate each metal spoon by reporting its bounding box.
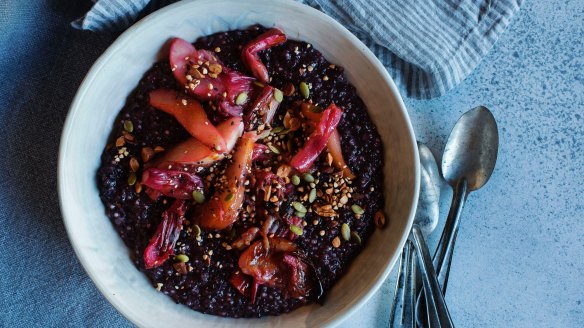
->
[390,142,441,327]
[417,106,499,325]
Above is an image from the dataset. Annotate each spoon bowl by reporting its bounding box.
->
[442,106,499,191]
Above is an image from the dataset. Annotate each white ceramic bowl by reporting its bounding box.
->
[58,0,419,326]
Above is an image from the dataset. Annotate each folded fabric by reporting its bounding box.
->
[72,0,523,99]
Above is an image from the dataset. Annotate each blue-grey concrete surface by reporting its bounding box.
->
[0,0,581,327]
[342,0,584,327]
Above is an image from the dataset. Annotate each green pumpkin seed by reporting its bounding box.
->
[235,92,248,105]
[303,173,315,183]
[175,254,189,263]
[292,201,307,213]
[290,225,303,236]
[123,120,134,133]
[225,193,234,201]
[253,81,265,88]
[309,188,317,203]
[271,126,285,134]
[299,82,310,98]
[193,224,201,238]
[273,88,284,102]
[127,172,137,186]
[341,223,351,241]
[351,204,365,215]
[192,190,205,204]
[351,231,362,245]
[295,211,306,218]
[291,175,301,185]
[257,130,271,139]
[268,144,281,154]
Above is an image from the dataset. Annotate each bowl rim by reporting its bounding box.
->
[58,0,420,326]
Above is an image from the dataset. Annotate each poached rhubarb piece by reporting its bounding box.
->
[197,132,256,230]
[236,237,297,303]
[169,37,255,117]
[149,89,226,151]
[300,103,355,179]
[245,85,281,130]
[143,199,188,269]
[156,117,244,167]
[141,168,203,200]
[290,103,343,172]
[242,28,287,83]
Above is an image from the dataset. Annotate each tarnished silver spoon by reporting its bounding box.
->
[417,106,499,326]
[390,142,441,327]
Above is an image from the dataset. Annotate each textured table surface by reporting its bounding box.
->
[0,0,582,327]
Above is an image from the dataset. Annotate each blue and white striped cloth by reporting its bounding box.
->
[73,0,523,99]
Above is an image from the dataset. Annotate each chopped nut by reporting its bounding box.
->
[173,262,188,275]
[315,205,337,217]
[375,210,386,229]
[208,63,223,75]
[115,136,125,147]
[129,157,139,172]
[332,236,341,248]
[276,164,292,178]
[122,131,135,142]
[141,147,155,162]
[135,181,142,193]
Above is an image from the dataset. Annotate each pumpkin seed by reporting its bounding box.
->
[303,173,315,183]
[351,231,362,244]
[295,211,306,218]
[253,81,265,88]
[175,254,189,263]
[291,175,301,185]
[123,120,134,133]
[271,126,285,134]
[127,172,137,186]
[192,190,205,204]
[193,224,202,238]
[290,225,303,236]
[257,130,271,139]
[309,188,317,203]
[341,223,351,241]
[235,92,248,105]
[268,144,281,154]
[299,82,310,98]
[292,201,307,213]
[351,204,365,215]
[225,193,234,201]
[273,88,284,102]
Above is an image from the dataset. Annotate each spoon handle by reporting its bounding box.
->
[389,242,411,327]
[433,178,468,292]
[411,226,455,328]
[416,179,469,327]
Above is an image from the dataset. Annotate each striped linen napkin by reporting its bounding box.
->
[73,0,523,99]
